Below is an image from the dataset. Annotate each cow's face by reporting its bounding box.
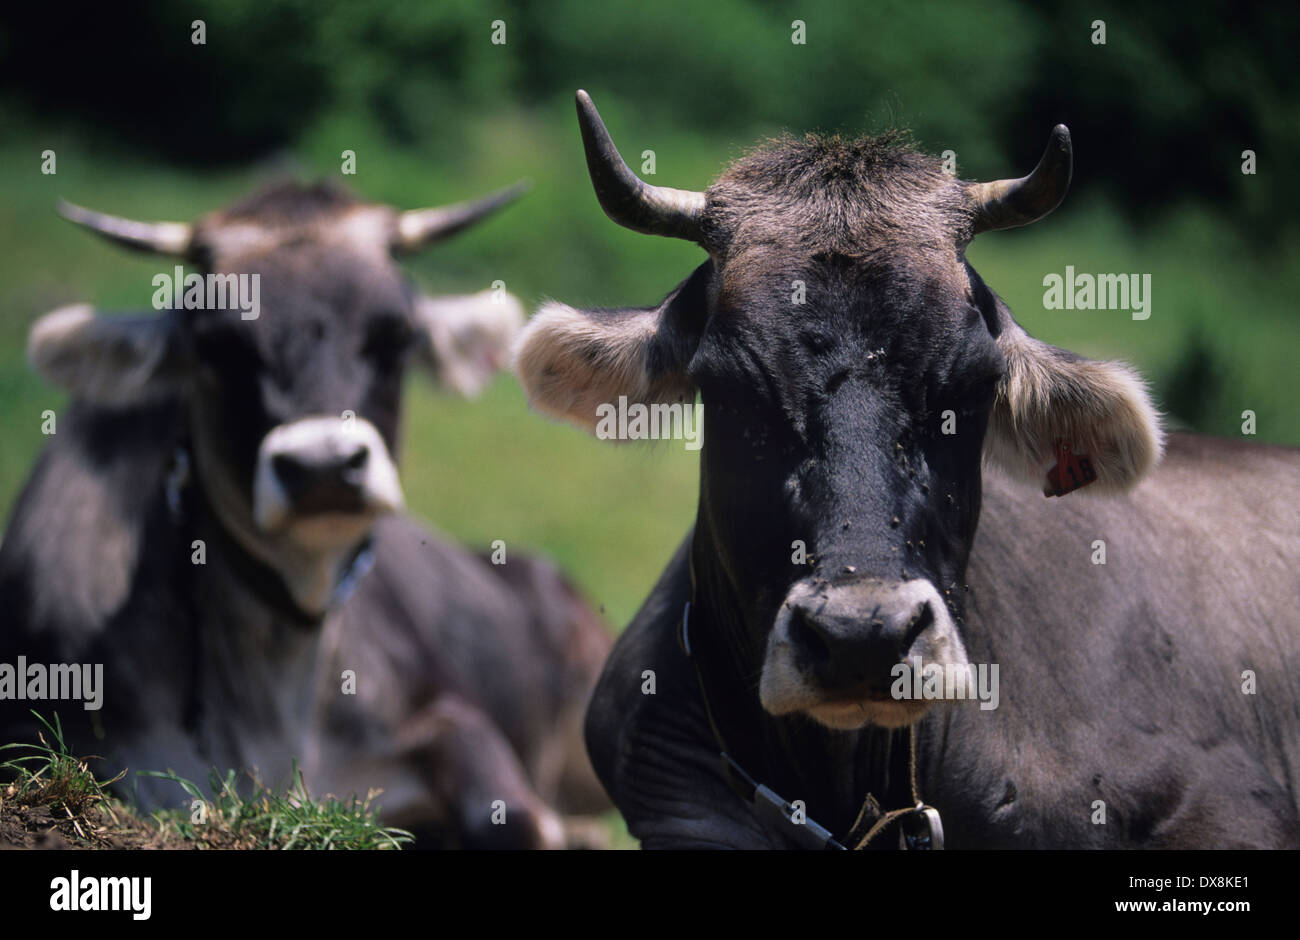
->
[30,181,525,614]
[515,92,1162,731]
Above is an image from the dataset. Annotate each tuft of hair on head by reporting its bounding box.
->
[215,180,362,227]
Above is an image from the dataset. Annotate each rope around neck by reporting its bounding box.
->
[683,541,943,850]
[846,725,924,850]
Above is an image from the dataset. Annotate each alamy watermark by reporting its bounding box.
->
[1043,266,1151,320]
[0,658,103,710]
[50,870,150,920]
[594,395,703,451]
[152,265,260,319]
[890,656,999,711]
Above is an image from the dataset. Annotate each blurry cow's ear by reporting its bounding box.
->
[985,315,1164,494]
[28,304,184,406]
[512,261,710,434]
[413,288,524,397]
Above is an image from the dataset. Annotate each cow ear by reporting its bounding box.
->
[512,261,710,434]
[985,320,1164,494]
[413,289,524,397]
[27,304,184,406]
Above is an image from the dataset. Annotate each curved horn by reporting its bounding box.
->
[576,90,706,241]
[395,181,530,252]
[58,200,193,256]
[966,125,1073,234]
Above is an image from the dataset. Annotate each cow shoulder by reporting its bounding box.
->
[342,516,583,746]
[0,400,183,654]
[471,545,609,667]
[584,533,777,848]
[961,436,1300,847]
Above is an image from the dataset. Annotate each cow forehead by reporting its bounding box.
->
[716,240,969,290]
[181,247,413,384]
[711,242,973,332]
[194,204,398,267]
[703,133,969,256]
[186,198,413,339]
[697,245,990,405]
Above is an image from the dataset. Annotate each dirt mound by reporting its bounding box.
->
[0,792,188,850]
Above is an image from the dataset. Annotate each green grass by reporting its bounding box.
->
[0,712,122,819]
[139,766,413,850]
[1,712,412,849]
[401,375,698,627]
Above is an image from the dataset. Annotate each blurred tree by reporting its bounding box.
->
[2,0,1293,239]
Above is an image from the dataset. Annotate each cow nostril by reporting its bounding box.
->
[340,445,369,488]
[788,606,832,663]
[271,453,307,489]
[901,601,935,652]
[272,446,369,501]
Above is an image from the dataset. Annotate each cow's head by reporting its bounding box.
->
[515,92,1162,730]
[30,180,525,615]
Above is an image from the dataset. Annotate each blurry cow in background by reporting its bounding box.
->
[0,181,611,848]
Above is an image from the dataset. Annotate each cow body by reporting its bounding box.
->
[0,400,607,844]
[515,92,1300,849]
[587,433,1300,848]
[0,181,610,847]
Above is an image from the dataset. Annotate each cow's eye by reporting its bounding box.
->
[958,374,1000,411]
[364,316,415,357]
[193,326,261,374]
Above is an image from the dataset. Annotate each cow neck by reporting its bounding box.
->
[171,445,372,632]
[684,526,938,849]
[167,443,356,750]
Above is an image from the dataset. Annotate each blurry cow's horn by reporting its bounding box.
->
[396,181,530,252]
[58,200,193,257]
[967,125,1073,233]
[576,90,706,242]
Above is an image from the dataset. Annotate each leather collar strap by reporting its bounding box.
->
[677,599,944,850]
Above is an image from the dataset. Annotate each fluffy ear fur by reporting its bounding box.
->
[27,304,183,406]
[512,262,710,433]
[414,289,524,397]
[985,321,1164,493]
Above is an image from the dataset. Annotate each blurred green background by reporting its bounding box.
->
[0,0,1296,639]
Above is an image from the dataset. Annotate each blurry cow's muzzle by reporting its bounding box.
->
[759,575,970,730]
[253,415,404,536]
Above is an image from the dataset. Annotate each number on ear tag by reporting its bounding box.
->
[1044,439,1097,498]
[898,805,944,851]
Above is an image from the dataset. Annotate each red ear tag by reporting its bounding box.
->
[1044,439,1098,497]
